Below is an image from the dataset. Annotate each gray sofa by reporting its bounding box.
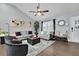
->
[4,36,16,43]
[5,43,28,56]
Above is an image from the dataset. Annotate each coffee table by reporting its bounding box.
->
[27,37,40,45]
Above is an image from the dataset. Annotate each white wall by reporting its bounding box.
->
[0,3,34,32]
[55,16,69,36]
[69,16,79,43]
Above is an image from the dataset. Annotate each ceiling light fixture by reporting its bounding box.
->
[29,3,49,16]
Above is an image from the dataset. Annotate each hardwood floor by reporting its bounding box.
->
[37,41,79,56]
[0,44,5,56]
[0,41,79,56]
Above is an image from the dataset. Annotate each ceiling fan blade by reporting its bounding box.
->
[29,11,37,13]
[42,10,49,12]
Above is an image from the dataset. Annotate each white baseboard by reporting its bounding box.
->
[68,40,79,44]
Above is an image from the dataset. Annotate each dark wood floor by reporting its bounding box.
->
[0,44,5,56]
[0,41,79,56]
[37,41,79,56]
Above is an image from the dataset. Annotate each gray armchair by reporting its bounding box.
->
[5,43,28,56]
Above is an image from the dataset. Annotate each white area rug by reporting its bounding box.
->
[23,39,55,56]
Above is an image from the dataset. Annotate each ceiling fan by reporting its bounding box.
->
[29,3,49,16]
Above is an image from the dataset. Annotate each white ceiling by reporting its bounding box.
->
[11,3,79,20]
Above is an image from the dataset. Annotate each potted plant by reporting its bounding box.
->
[0,32,8,36]
[34,21,39,37]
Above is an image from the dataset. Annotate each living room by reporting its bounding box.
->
[0,2,79,57]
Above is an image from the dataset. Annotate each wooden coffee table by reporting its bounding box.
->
[27,37,40,45]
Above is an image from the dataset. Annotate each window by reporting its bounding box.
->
[42,20,53,33]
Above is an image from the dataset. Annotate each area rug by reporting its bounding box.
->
[23,39,55,56]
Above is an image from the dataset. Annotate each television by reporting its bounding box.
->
[15,32,21,36]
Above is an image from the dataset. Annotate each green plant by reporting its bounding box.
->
[0,32,8,35]
[34,21,39,35]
